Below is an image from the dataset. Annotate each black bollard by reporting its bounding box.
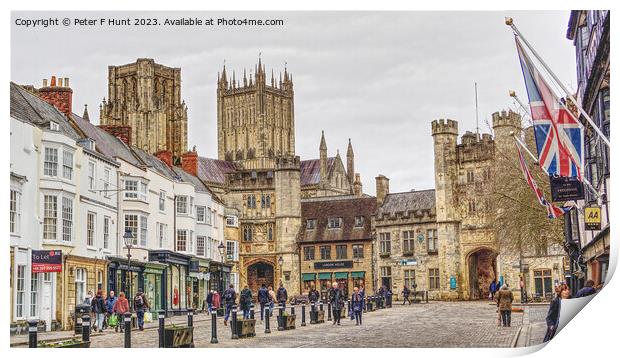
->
[291,303,295,316]
[310,302,317,324]
[81,314,91,342]
[210,312,218,344]
[188,308,194,327]
[250,303,255,320]
[426,290,429,303]
[264,307,271,334]
[158,310,165,348]
[231,305,239,339]
[278,304,285,331]
[327,301,332,321]
[301,303,307,327]
[124,312,132,348]
[319,300,324,312]
[28,319,38,348]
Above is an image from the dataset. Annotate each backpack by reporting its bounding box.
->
[224,289,234,301]
[135,294,144,308]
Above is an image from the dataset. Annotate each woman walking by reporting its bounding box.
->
[351,287,364,325]
[496,284,514,327]
[544,283,570,342]
[112,292,130,333]
[91,289,106,332]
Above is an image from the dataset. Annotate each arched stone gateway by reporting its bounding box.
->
[246,261,275,293]
[467,248,498,300]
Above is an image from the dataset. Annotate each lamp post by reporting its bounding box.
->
[123,228,134,310]
[218,242,225,295]
[278,256,284,286]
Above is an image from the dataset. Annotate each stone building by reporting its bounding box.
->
[299,196,376,299]
[100,58,188,161]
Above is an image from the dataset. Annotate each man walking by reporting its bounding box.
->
[401,285,411,305]
[329,282,344,325]
[223,284,236,326]
[258,284,270,321]
[277,283,288,310]
[351,287,364,325]
[206,290,214,314]
[134,290,149,331]
[240,285,253,320]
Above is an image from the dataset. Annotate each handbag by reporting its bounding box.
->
[143,311,152,323]
[108,314,118,327]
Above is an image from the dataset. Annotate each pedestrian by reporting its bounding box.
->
[134,290,149,331]
[268,286,276,316]
[329,282,345,325]
[544,284,570,342]
[574,280,597,298]
[91,289,106,332]
[104,290,117,330]
[385,288,393,307]
[277,282,288,310]
[258,284,270,321]
[489,280,497,300]
[206,290,214,314]
[496,283,514,327]
[112,292,130,333]
[223,284,236,326]
[84,290,94,305]
[240,285,253,320]
[401,285,411,305]
[351,287,364,325]
[212,290,221,314]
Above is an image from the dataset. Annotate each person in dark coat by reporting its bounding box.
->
[257,284,270,321]
[206,290,214,314]
[329,282,345,325]
[91,289,106,332]
[276,283,288,310]
[133,290,149,331]
[402,286,411,305]
[351,287,364,325]
[308,287,320,303]
[240,285,253,319]
[544,284,570,342]
[489,280,498,300]
[575,280,597,298]
[496,284,514,327]
[223,284,236,326]
[385,288,393,307]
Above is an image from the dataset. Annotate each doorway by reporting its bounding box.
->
[247,262,274,293]
[468,248,497,300]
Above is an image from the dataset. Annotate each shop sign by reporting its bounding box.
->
[417,234,425,244]
[314,261,353,269]
[189,260,200,272]
[584,206,602,230]
[549,176,584,201]
[32,250,62,273]
[400,259,417,266]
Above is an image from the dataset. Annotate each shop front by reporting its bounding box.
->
[209,261,232,297]
[188,258,211,310]
[108,256,144,300]
[318,272,332,300]
[302,273,317,293]
[148,250,192,315]
[143,263,166,312]
[352,271,366,291]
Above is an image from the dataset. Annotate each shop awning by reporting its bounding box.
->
[351,271,365,278]
[334,272,349,279]
[302,273,316,281]
[318,273,332,280]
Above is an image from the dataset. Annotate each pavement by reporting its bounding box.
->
[11,301,551,348]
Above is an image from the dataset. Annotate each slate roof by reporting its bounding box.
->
[196,156,236,184]
[375,189,436,219]
[132,147,178,180]
[299,196,376,243]
[300,157,336,186]
[172,167,211,193]
[10,82,80,140]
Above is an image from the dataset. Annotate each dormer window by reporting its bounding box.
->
[354,216,364,227]
[328,217,342,229]
[49,121,59,131]
[306,219,317,230]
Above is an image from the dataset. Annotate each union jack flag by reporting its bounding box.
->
[516,143,571,219]
[515,38,584,180]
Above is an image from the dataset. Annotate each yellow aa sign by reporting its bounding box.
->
[584,207,601,230]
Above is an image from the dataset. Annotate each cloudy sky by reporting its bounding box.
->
[11,11,577,195]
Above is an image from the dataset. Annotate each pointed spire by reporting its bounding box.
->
[336,149,341,158]
[243,68,247,86]
[284,61,289,82]
[221,61,227,82]
[320,130,327,151]
[83,104,90,122]
[347,138,354,156]
[271,69,275,87]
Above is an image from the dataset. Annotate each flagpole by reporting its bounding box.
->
[505,17,611,147]
[508,90,532,120]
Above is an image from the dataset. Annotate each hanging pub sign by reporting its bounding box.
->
[584,206,602,231]
[549,176,584,202]
[32,250,62,273]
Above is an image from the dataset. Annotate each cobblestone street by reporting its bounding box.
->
[12,301,551,348]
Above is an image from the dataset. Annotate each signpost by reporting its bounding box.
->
[584,207,602,230]
[32,250,62,273]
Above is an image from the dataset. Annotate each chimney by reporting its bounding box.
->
[181,148,199,176]
[375,174,390,205]
[38,75,73,118]
[99,125,132,146]
[353,173,363,197]
[155,150,173,168]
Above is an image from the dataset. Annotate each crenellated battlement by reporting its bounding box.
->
[492,110,522,130]
[431,119,459,136]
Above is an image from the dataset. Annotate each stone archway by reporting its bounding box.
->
[467,248,498,300]
[246,261,275,293]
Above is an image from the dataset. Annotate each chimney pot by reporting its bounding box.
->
[64,78,70,87]
[58,77,63,87]
[50,76,56,87]
[42,79,48,87]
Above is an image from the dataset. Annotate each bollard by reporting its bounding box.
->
[250,303,255,320]
[264,307,271,334]
[82,314,91,343]
[28,319,38,348]
[310,302,317,324]
[301,303,307,327]
[231,305,239,339]
[426,290,429,303]
[291,303,295,316]
[210,312,218,344]
[188,308,194,327]
[158,310,165,348]
[319,300,324,312]
[347,300,351,314]
[124,312,132,348]
[327,301,332,321]
[278,304,285,331]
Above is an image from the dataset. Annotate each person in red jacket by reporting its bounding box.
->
[112,292,130,333]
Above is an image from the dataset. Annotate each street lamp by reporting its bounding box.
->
[278,256,284,286]
[123,228,134,310]
[218,242,225,293]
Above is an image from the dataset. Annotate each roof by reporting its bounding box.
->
[10,82,81,140]
[172,167,210,192]
[300,157,336,186]
[196,156,236,184]
[375,189,436,219]
[299,196,376,244]
[132,147,178,180]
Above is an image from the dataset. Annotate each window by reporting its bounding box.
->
[103,168,110,198]
[10,189,20,234]
[354,216,364,227]
[261,194,272,208]
[466,170,474,183]
[88,161,96,190]
[403,231,415,254]
[352,244,364,259]
[49,121,60,131]
[63,151,73,180]
[176,229,187,252]
[243,225,253,242]
[44,147,58,177]
[226,241,239,261]
[468,200,476,214]
[429,268,440,290]
[336,244,348,259]
[159,191,166,211]
[534,269,553,297]
[379,233,391,255]
[246,195,256,209]
[140,182,147,201]
[381,266,392,289]
[16,265,25,318]
[306,219,317,230]
[75,268,86,304]
[482,168,491,181]
[196,206,206,223]
[124,180,138,199]
[97,271,103,290]
[176,196,188,214]
[328,217,342,229]
[140,216,148,246]
[124,214,139,246]
[320,245,331,260]
[427,229,438,253]
[43,195,57,240]
[157,223,167,248]
[535,239,548,256]
[404,269,416,289]
[87,212,96,246]
[304,246,315,261]
[197,236,206,256]
[207,208,213,225]
[189,197,194,216]
[103,216,110,250]
[61,197,73,242]
[226,215,237,227]
[30,273,39,317]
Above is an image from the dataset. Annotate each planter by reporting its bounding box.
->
[164,325,194,348]
[39,339,91,348]
[311,310,325,324]
[233,318,256,338]
[277,314,296,330]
